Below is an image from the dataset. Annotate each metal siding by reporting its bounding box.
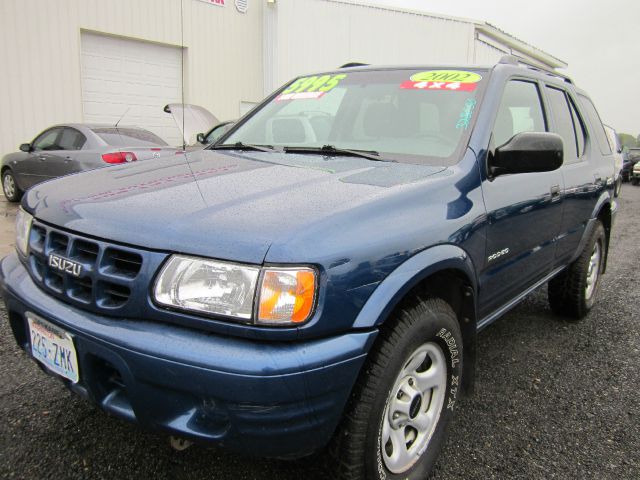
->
[266,0,477,94]
[474,39,509,65]
[80,32,184,145]
[0,0,263,155]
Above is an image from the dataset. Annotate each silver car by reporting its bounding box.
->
[1,124,178,202]
[164,103,235,151]
[603,124,623,197]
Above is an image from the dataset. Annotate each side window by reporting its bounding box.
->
[577,94,611,155]
[493,80,546,147]
[58,128,86,150]
[568,97,586,157]
[545,86,578,162]
[205,123,233,144]
[32,129,62,151]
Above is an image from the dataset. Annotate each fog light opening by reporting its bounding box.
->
[169,436,193,451]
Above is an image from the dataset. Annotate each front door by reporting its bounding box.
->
[16,127,65,188]
[479,79,564,318]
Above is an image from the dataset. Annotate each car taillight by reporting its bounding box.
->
[102,152,138,164]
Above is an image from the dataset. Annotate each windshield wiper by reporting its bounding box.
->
[283,145,393,162]
[211,142,278,153]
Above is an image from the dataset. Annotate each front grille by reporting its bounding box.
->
[27,221,144,313]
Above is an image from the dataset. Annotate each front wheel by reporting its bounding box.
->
[2,170,23,202]
[331,297,462,480]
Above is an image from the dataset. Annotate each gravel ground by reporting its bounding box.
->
[1,187,638,480]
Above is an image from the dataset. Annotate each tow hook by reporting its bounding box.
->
[170,436,193,451]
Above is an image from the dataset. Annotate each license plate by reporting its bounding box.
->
[27,313,79,383]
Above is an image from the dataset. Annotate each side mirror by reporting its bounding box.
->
[489,132,563,178]
[196,133,206,144]
[19,143,31,153]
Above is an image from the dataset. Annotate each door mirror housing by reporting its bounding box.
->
[489,132,563,178]
[196,133,206,144]
[19,143,31,153]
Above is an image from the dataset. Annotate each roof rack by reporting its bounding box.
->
[339,62,369,69]
[498,54,572,84]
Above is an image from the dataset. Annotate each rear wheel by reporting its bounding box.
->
[548,221,606,319]
[331,297,462,480]
[632,177,639,186]
[2,170,22,202]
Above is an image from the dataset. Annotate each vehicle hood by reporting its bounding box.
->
[24,150,447,264]
[164,103,218,146]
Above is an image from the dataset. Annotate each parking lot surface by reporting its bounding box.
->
[0,188,638,480]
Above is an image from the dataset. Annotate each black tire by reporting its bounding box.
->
[632,177,639,186]
[2,170,22,202]
[331,297,462,480]
[548,221,606,320]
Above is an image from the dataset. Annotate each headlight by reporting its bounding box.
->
[153,255,317,325]
[154,255,260,319]
[15,208,33,256]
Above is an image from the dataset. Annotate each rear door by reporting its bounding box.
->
[479,79,565,317]
[542,86,594,265]
[45,127,88,178]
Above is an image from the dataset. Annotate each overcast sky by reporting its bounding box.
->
[363,0,640,135]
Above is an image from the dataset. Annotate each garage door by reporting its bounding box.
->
[81,32,183,146]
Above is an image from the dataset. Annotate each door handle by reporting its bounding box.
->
[550,184,561,199]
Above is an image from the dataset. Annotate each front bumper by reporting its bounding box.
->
[0,253,376,458]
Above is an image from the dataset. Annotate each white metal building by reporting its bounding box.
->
[0,0,565,156]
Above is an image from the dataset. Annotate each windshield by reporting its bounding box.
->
[224,68,487,164]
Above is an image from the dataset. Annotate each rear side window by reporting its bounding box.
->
[568,97,586,157]
[545,86,578,162]
[577,95,611,155]
[58,128,86,150]
[92,128,168,147]
[603,126,620,154]
[493,80,546,147]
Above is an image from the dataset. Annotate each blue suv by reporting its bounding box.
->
[1,56,616,479]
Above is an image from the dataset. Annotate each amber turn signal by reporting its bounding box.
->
[257,268,317,324]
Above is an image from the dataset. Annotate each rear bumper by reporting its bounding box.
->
[0,253,376,458]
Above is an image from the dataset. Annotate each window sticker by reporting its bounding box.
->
[277,74,347,101]
[456,98,477,130]
[401,70,482,92]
